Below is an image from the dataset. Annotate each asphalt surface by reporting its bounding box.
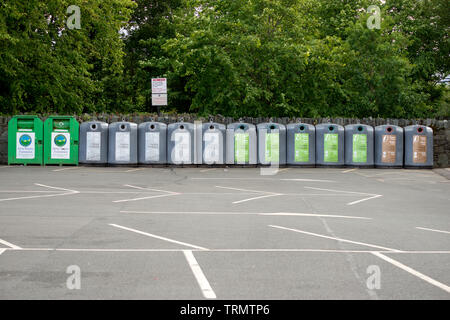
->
[0,165,449,299]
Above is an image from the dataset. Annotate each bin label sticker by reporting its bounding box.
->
[235,133,249,163]
[352,134,367,163]
[294,133,309,162]
[413,135,427,163]
[145,132,160,162]
[324,133,338,162]
[173,132,190,163]
[51,132,70,159]
[381,135,396,163]
[204,132,220,164]
[16,132,35,159]
[265,133,279,162]
[115,132,130,162]
[86,132,101,161]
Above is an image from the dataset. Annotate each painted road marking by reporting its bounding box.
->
[183,250,217,299]
[113,193,178,203]
[347,195,383,206]
[193,177,334,182]
[304,186,382,206]
[215,185,282,204]
[0,249,5,255]
[232,194,282,204]
[124,184,179,195]
[342,168,357,173]
[109,224,209,251]
[269,225,402,252]
[372,252,450,294]
[280,179,335,182]
[200,168,217,173]
[123,168,144,173]
[0,183,79,202]
[34,183,80,193]
[416,227,450,235]
[0,238,22,250]
[52,167,80,172]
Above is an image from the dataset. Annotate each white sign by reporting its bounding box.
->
[173,132,190,163]
[115,132,130,162]
[145,132,160,162]
[152,94,168,106]
[152,78,167,94]
[86,132,101,161]
[203,132,220,164]
[51,132,70,159]
[16,132,35,159]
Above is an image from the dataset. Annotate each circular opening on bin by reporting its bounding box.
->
[328,126,334,132]
[417,127,423,133]
[90,123,97,131]
[209,125,214,130]
[150,124,155,130]
[357,126,363,132]
[180,125,185,130]
[270,125,276,130]
[299,125,305,131]
[386,127,393,133]
[120,124,126,130]
[239,125,245,130]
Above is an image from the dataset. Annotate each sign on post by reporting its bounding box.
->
[152,78,168,107]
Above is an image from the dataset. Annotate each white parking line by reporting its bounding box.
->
[342,168,357,173]
[52,167,80,172]
[113,193,178,203]
[184,250,217,299]
[416,227,450,235]
[109,224,209,251]
[372,252,450,294]
[0,183,79,202]
[233,194,282,204]
[0,238,22,250]
[269,225,402,252]
[0,249,5,255]
[304,186,382,206]
[200,168,217,173]
[280,179,336,182]
[215,185,282,204]
[347,195,383,206]
[34,183,80,194]
[124,184,179,195]
[123,168,145,173]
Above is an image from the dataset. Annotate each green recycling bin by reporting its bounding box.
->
[43,116,79,165]
[8,115,44,165]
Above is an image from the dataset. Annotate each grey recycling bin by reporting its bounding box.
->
[257,123,286,165]
[286,123,315,166]
[375,125,404,168]
[404,125,433,168]
[315,124,344,166]
[167,122,195,165]
[108,122,138,165]
[79,121,108,164]
[138,122,167,164]
[345,124,374,167]
[200,123,226,165]
[226,123,257,165]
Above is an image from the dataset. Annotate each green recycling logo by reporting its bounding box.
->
[19,134,32,147]
[54,134,67,147]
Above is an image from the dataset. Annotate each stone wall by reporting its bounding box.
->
[0,114,448,167]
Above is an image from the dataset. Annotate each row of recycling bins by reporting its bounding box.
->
[8,115,434,167]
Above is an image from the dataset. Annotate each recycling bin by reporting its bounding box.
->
[43,116,79,165]
[226,123,257,165]
[79,121,109,164]
[200,123,226,165]
[138,122,167,164]
[404,125,433,168]
[167,122,195,165]
[345,124,374,167]
[257,123,286,165]
[8,115,44,165]
[286,123,315,166]
[108,122,138,165]
[315,123,344,166]
[374,125,404,168]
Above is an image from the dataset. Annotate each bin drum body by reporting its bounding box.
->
[404,125,433,168]
[43,116,79,165]
[286,123,315,166]
[257,123,286,165]
[344,124,374,167]
[374,125,404,168]
[138,122,167,164]
[167,122,195,165]
[200,123,226,165]
[8,115,44,165]
[108,122,138,165]
[315,124,345,166]
[79,121,109,164]
[226,123,257,165]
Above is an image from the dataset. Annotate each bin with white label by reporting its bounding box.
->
[167,122,195,165]
[43,116,79,165]
[226,123,257,165]
[79,121,108,165]
[315,123,344,166]
[138,122,167,164]
[404,125,433,168]
[8,115,44,165]
[108,122,138,165]
[257,123,286,165]
[200,123,226,165]
[344,124,374,167]
[374,125,404,168]
[286,123,315,166]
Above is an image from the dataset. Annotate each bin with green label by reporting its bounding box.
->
[226,123,257,165]
[8,115,44,165]
[43,116,79,165]
[287,123,315,166]
[315,123,344,166]
[257,123,286,165]
[345,124,374,167]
